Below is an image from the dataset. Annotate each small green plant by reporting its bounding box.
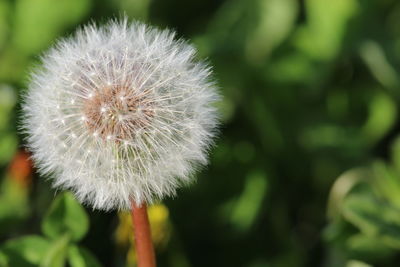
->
[0,192,101,267]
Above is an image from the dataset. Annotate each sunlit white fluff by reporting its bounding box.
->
[21,18,219,211]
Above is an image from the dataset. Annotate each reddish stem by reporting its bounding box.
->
[131,202,156,267]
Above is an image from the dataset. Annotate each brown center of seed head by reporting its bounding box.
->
[83,85,154,142]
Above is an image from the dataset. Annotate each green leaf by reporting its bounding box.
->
[346,260,373,267]
[68,245,102,267]
[0,251,8,267]
[40,234,70,267]
[343,194,400,249]
[42,192,89,242]
[0,133,18,165]
[245,0,298,64]
[230,170,268,231]
[13,0,91,55]
[346,234,394,261]
[0,235,50,266]
[294,0,359,61]
[361,92,397,146]
[326,168,370,220]
[0,178,30,234]
[0,1,10,47]
[360,41,399,90]
[372,161,400,209]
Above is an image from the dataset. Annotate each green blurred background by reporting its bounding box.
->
[1,0,400,266]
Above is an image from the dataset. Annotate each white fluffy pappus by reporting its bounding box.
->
[22,18,220,211]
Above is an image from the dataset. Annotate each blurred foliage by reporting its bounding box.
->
[1,0,400,266]
[0,192,101,267]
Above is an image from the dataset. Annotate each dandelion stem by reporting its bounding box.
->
[131,202,156,267]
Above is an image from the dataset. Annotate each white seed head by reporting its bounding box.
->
[21,18,220,211]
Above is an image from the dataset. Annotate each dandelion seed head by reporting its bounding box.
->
[21,18,220,210]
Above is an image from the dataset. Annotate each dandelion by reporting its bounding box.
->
[22,18,219,267]
[22,18,219,209]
